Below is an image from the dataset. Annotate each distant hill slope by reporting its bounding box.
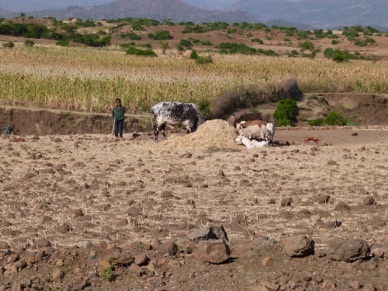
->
[229,0,388,29]
[0,0,114,12]
[24,0,257,24]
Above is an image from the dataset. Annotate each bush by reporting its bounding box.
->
[273,98,299,126]
[190,50,198,59]
[308,118,324,126]
[126,46,157,57]
[24,39,35,47]
[56,40,69,47]
[195,56,213,65]
[128,31,141,40]
[325,111,346,125]
[2,41,14,48]
[148,30,173,40]
[99,265,115,282]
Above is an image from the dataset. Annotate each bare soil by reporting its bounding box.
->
[1,124,388,290]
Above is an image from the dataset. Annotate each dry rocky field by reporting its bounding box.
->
[1,120,388,290]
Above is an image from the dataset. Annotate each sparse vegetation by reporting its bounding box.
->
[24,39,35,47]
[126,46,157,57]
[99,265,115,282]
[325,111,347,125]
[274,98,299,126]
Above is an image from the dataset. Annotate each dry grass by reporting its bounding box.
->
[0,46,387,113]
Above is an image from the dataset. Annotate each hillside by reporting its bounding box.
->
[229,0,388,29]
[23,0,257,24]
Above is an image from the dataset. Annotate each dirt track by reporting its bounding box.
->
[1,123,388,290]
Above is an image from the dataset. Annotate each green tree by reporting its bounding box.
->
[274,98,299,126]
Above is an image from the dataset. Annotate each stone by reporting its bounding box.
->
[194,240,231,264]
[363,196,375,206]
[52,268,64,281]
[157,241,178,256]
[187,225,228,243]
[262,257,272,267]
[134,254,149,266]
[327,239,370,262]
[281,235,314,257]
[0,241,10,249]
[35,239,51,248]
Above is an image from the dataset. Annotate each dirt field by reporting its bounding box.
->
[1,121,388,290]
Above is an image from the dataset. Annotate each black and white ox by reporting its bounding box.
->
[151,101,201,143]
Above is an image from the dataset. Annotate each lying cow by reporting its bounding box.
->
[235,135,268,148]
[151,101,202,143]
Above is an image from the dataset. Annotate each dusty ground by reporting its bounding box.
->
[1,122,388,290]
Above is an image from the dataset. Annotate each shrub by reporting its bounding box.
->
[195,56,213,65]
[24,39,35,47]
[288,50,298,57]
[149,30,173,40]
[197,98,211,119]
[300,41,319,58]
[331,40,338,45]
[99,265,115,282]
[179,39,192,48]
[201,40,212,46]
[251,38,264,44]
[325,111,346,125]
[273,98,299,126]
[56,40,69,47]
[128,31,141,40]
[308,118,324,126]
[2,41,14,48]
[190,50,198,59]
[126,46,157,57]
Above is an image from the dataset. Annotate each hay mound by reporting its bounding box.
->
[161,119,238,149]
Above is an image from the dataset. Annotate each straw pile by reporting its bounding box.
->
[161,119,238,149]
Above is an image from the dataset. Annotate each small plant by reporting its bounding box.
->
[99,265,115,282]
[126,46,157,57]
[195,55,213,65]
[274,98,299,126]
[325,111,346,125]
[160,41,169,54]
[251,38,264,44]
[190,50,199,59]
[24,39,35,47]
[308,118,324,126]
[288,50,298,57]
[2,42,15,49]
[56,40,69,47]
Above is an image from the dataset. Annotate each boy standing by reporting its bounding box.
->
[112,98,125,138]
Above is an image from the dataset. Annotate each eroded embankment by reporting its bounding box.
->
[0,106,151,135]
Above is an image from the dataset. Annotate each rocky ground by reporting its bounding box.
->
[1,122,388,290]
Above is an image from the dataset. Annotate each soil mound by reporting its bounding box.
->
[161,119,238,149]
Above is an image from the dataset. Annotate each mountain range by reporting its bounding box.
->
[13,0,257,24]
[228,0,388,28]
[0,0,387,29]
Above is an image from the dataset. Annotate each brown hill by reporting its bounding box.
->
[26,0,258,23]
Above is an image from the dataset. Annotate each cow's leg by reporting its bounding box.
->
[154,125,160,143]
[160,124,168,140]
